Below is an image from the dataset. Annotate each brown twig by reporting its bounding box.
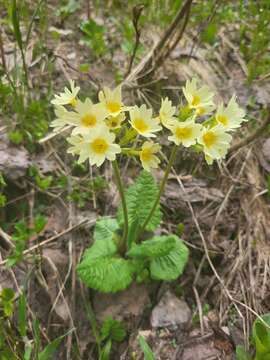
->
[228,108,270,154]
[0,219,92,267]
[124,0,193,84]
[53,54,100,91]
[124,5,144,78]
[155,0,193,70]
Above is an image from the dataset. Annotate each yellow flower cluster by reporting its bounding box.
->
[50,78,247,169]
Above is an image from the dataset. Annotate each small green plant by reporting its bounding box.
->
[7,215,47,267]
[0,173,7,208]
[49,78,247,293]
[0,289,71,359]
[138,335,156,360]
[79,19,106,57]
[236,313,270,360]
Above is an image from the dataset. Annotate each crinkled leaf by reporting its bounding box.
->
[77,256,134,293]
[94,217,119,242]
[150,236,189,281]
[117,171,161,232]
[78,217,133,292]
[83,218,118,261]
[127,235,176,259]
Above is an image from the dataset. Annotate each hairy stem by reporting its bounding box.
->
[140,145,178,235]
[112,160,128,253]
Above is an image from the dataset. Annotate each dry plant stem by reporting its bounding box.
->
[0,220,90,267]
[140,145,178,234]
[124,5,144,78]
[112,160,128,252]
[228,108,270,154]
[171,163,270,331]
[157,0,192,69]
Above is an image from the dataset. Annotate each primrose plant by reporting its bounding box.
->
[50,78,247,293]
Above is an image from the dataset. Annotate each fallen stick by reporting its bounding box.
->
[0,219,94,267]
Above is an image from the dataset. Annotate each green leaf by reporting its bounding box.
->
[253,313,270,359]
[100,339,112,360]
[18,293,27,337]
[11,0,23,51]
[117,171,161,232]
[78,217,134,292]
[150,236,189,281]
[94,218,119,243]
[77,256,134,293]
[127,235,176,259]
[236,345,252,360]
[1,288,15,317]
[101,317,126,342]
[138,335,156,360]
[24,344,33,360]
[34,215,47,234]
[38,329,73,360]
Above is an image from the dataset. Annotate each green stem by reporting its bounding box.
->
[112,160,128,253]
[140,145,178,235]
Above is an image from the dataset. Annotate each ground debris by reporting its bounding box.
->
[93,283,151,327]
[151,290,191,330]
[165,178,224,203]
[0,134,30,180]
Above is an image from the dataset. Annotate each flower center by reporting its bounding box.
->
[133,118,149,133]
[191,94,201,106]
[197,107,205,115]
[81,114,97,127]
[69,98,77,107]
[216,114,228,126]
[202,131,217,148]
[141,149,152,162]
[91,138,109,154]
[106,116,119,128]
[107,101,121,113]
[175,126,192,139]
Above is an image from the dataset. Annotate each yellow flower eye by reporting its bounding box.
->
[191,95,201,106]
[140,148,152,162]
[69,98,77,107]
[216,114,228,126]
[133,118,149,133]
[202,131,217,147]
[175,127,192,139]
[91,138,109,154]
[107,101,121,113]
[81,114,97,127]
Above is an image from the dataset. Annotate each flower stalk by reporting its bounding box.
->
[112,160,128,253]
[139,144,178,236]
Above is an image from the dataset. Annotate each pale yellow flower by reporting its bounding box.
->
[50,105,79,132]
[67,126,121,167]
[139,141,161,172]
[71,98,107,135]
[99,85,128,117]
[51,80,80,107]
[215,95,246,130]
[158,97,177,128]
[105,113,125,130]
[168,118,202,147]
[198,125,232,162]
[183,78,214,113]
[129,105,161,138]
